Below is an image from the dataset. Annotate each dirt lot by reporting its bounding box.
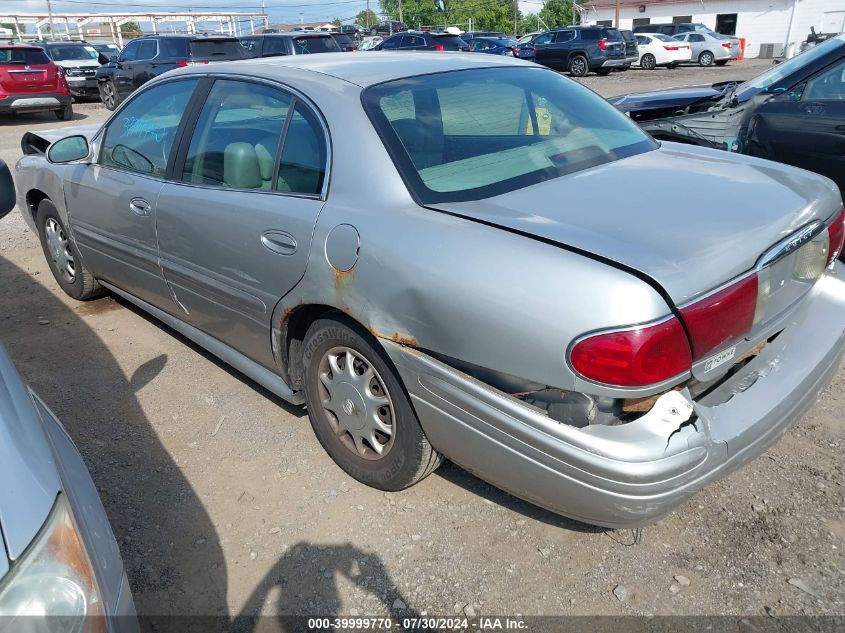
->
[0,58,843,624]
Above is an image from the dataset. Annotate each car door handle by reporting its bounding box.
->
[261,230,297,256]
[129,198,151,216]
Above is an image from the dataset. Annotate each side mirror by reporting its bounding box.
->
[98,52,110,65]
[47,135,90,164]
[110,55,119,63]
[0,160,15,219]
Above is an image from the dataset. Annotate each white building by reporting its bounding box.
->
[578,0,845,58]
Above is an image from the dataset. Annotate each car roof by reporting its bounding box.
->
[0,42,43,49]
[179,51,530,88]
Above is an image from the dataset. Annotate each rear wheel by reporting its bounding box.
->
[54,103,73,121]
[100,80,119,111]
[640,53,657,70]
[302,316,442,491]
[698,50,715,66]
[667,62,678,69]
[568,55,589,77]
[36,199,103,301]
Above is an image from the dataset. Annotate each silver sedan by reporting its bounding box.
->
[13,53,845,528]
[673,31,739,65]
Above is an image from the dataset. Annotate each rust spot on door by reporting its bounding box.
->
[389,332,418,347]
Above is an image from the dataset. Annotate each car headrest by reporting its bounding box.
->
[224,142,262,189]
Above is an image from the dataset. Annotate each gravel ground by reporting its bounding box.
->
[0,59,842,624]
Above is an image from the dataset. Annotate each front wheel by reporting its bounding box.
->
[698,51,715,66]
[100,80,119,111]
[640,53,657,70]
[568,55,589,77]
[36,200,103,300]
[302,316,442,491]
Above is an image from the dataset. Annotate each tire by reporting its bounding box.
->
[54,103,73,121]
[568,55,589,77]
[595,68,612,76]
[100,80,119,111]
[715,59,728,66]
[640,53,657,70]
[698,51,715,66]
[667,62,678,69]
[36,199,104,301]
[302,315,442,491]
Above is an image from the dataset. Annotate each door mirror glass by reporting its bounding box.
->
[47,135,90,164]
[0,159,15,219]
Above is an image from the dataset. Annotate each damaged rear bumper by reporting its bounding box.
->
[382,264,845,528]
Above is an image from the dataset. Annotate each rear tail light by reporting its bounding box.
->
[722,42,732,48]
[176,60,210,67]
[598,39,608,50]
[664,45,679,50]
[512,47,519,55]
[679,274,759,360]
[569,317,692,387]
[433,43,444,52]
[826,208,845,266]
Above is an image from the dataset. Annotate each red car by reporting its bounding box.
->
[0,43,73,120]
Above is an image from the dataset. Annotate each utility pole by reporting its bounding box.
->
[366,0,370,28]
[399,0,404,23]
[513,0,517,36]
[46,0,55,40]
[615,0,621,28]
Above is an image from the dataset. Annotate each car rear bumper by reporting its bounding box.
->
[599,57,627,68]
[65,76,99,97]
[382,263,845,528]
[0,93,71,114]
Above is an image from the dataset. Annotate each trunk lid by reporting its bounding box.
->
[0,46,61,95]
[430,144,841,305]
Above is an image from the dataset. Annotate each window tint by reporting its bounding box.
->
[119,40,140,61]
[47,44,98,61]
[183,80,292,189]
[189,39,249,59]
[434,36,467,47]
[264,37,288,55]
[404,35,425,47]
[689,33,705,42]
[290,35,339,54]
[554,30,574,43]
[276,103,327,196]
[533,32,553,45]
[137,40,157,60]
[240,37,261,55]
[579,29,601,41]
[364,67,655,203]
[635,36,648,45]
[159,38,189,58]
[101,79,197,177]
[804,59,845,100]
[0,48,50,65]
[381,36,401,49]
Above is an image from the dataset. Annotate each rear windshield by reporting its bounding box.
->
[189,39,249,59]
[46,45,97,61]
[364,67,655,203]
[291,35,341,54]
[0,48,51,65]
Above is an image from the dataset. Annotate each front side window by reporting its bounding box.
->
[183,80,292,189]
[137,40,158,60]
[100,79,197,177]
[803,59,845,100]
[534,33,553,45]
[381,36,401,50]
[364,67,655,203]
[119,40,140,61]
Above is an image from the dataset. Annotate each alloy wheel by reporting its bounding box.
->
[641,54,656,70]
[103,82,115,109]
[570,57,587,76]
[44,218,76,283]
[316,346,396,461]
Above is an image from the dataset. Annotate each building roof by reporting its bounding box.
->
[189,51,530,88]
[580,0,694,10]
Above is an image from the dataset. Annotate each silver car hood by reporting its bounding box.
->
[0,344,61,572]
[433,143,842,304]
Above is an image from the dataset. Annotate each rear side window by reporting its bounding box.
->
[159,38,189,58]
[333,34,354,46]
[100,79,197,177]
[290,35,339,54]
[276,103,326,196]
[189,39,248,59]
[183,80,292,189]
[137,40,158,60]
[434,36,467,47]
[403,35,426,47]
[264,37,288,55]
[239,38,261,55]
[364,67,655,203]
[579,30,600,41]
[0,48,50,65]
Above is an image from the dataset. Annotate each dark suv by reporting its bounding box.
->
[619,30,639,68]
[371,21,408,37]
[533,26,626,76]
[240,32,341,58]
[33,40,102,99]
[376,31,469,52]
[95,35,248,110]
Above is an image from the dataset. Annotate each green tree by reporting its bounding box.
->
[354,9,380,28]
[379,0,518,34]
[539,0,575,30]
[120,21,141,36]
[331,17,342,27]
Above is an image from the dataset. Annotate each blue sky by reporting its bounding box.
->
[3,0,547,31]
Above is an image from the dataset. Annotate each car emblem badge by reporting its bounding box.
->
[343,398,355,416]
